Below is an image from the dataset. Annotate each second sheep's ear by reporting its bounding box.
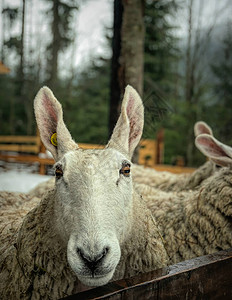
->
[194,121,213,137]
[34,87,77,161]
[195,134,232,167]
[107,85,144,159]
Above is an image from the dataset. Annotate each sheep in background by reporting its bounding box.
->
[0,86,168,299]
[137,133,232,264]
[28,121,216,198]
[132,160,215,191]
[133,120,216,191]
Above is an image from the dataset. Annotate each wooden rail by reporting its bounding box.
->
[0,133,194,175]
[0,135,165,175]
[63,248,232,299]
[0,135,40,153]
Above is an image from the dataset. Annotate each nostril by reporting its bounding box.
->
[76,246,110,270]
[102,247,109,258]
[76,247,89,261]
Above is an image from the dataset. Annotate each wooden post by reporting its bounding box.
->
[156,128,164,164]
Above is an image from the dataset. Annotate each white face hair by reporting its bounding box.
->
[34,85,144,287]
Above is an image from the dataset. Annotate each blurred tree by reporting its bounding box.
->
[211,23,232,145]
[109,0,123,137]
[109,0,145,141]
[1,4,18,63]
[120,0,145,96]
[1,2,21,134]
[61,58,111,144]
[44,0,78,89]
[143,0,179,140]
[182,0,230,165]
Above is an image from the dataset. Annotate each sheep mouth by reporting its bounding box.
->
[77,269,115,287]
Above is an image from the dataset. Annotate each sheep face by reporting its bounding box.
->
[53,148,133,286]
[34,85,144,286]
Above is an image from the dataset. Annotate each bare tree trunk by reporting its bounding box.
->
[121,0,144,96]
[47,0,60,89]
[1,0,5,62]
[185,0,193,104]
[19,0,25,87]
[109,0,145,162]
[185,0,194,166]
[109,0,123,137]
[9,97,15,135]
[121,0,145,162]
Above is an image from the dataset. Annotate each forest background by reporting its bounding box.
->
[0,0,232,167]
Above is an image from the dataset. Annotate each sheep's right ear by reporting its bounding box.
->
[195,134,232,167]
[34,87,77,161]
[107,85,144,159]
[194,121,213,137]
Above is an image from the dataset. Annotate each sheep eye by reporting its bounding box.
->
[55,166,63,179]
[120,163,131,177]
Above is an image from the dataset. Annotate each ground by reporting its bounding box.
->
[0,161,52,192]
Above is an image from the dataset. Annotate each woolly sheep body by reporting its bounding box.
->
[132,120,216,192]
[137,166,232,264]
[132,160,215,192]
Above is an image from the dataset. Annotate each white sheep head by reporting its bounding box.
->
[34,85,144,287]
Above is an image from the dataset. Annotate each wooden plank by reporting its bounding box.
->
[0,154,54,165]
[62,248,232,300]
[0,144,39,153]
[156,128,164,164]
[0,135,39,143]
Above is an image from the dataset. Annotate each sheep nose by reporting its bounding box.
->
[77,247,109,273]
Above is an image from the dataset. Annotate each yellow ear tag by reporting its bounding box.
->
[51,133,57,147]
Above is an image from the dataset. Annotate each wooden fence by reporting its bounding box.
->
[0,131,197,175]
[63,248,232,299]
[0,132,167,174]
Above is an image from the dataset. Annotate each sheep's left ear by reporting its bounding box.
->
[34,87,77,161]
[195,134,232,167]
[108,85,144,159]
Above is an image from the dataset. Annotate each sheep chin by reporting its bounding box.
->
[77,270,115,287]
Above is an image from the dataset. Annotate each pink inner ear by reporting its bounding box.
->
[41,93,58,134]
[42,93,58,124]
[126,93,134,116]
[127,93,138,145]
[37,92,59,149]
[199,137,227,157]
[198,124,211,135]
[198,124,207,134]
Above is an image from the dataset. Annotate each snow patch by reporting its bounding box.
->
[0,170,52,193]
